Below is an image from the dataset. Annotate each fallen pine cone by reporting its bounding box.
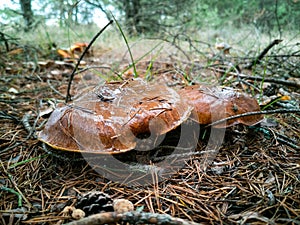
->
[75,191,114,216]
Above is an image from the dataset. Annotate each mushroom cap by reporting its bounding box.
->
[179,85,264,128]
[37,79,192,154]
[215,42,231,50]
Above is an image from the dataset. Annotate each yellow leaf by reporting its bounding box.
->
[280,95,291,101]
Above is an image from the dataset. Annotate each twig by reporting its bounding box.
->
[148,36,191,61]
[84,0,112,22]
[251,126,300,150]
[64,211,204,225]
[276,137,299,150]
[1,112,38,154]
[212,68,300,88]
[47,80,65,98]
[206,108,300,128]
[0,111,19,122]
[243,39,283,69]
[65,20,113,103]
[74,66,112,75]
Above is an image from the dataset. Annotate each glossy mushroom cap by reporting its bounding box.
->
[179,85,264,128]
[38,79,192,154]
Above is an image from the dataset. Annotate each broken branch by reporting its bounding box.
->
[243,39,283,69]
[212,68,300,88]
[206,108,300,128]
[64,211,203,225]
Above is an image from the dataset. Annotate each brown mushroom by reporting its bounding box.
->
[179,85,264,128]
[38,79,192,154]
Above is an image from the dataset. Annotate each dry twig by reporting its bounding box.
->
[64,211,204,225]
[243,39,283,69]
[65,20,113,103]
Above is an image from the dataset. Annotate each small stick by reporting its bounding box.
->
[206,108,300,128]
[64,211,204,225]
[243,39,283,69]
[276,137,299,150]
[74,65,112,75]
[65,20,113,103]
[47,79,65,98]
[211,68,300,88]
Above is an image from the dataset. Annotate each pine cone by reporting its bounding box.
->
[263,84,278,96]
[75,191,114,216]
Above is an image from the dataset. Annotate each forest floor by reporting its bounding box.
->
[0,32,300,225]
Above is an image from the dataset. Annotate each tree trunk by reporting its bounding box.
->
[123,0,142,35]
[19,0,34,31]
[58,0,65,27]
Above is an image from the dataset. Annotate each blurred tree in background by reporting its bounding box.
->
[0,0,299,34]
[111,0,191,35]
[19,0,34,31]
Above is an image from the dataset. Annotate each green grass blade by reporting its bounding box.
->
[9,154,48,169]
[121,41,163,77]
[111,13,138,78]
